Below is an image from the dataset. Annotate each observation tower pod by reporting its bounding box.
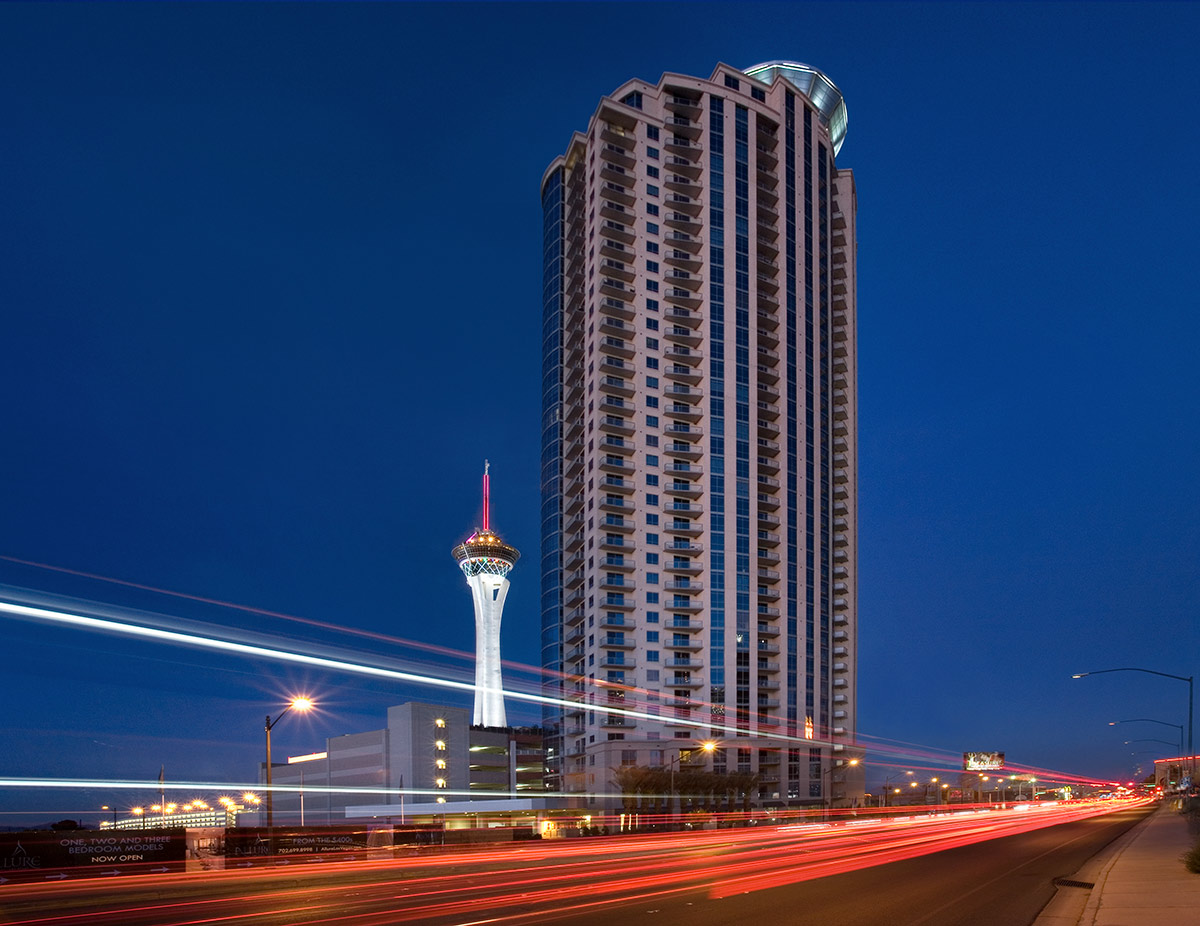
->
[451,462,520,728]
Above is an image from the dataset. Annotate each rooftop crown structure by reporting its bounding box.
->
[452,462,520,728]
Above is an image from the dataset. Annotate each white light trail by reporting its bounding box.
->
[0,594,815,745]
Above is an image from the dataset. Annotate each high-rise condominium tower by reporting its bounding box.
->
[539,62,859,811]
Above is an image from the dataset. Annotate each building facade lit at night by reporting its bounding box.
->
[540,61,861,810]
[453,463,520,729]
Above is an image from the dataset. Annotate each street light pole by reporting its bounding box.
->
[666,741,716,828]
[264,697,313,830]
[1074,668,1194,780]
[1108,719,1184,758]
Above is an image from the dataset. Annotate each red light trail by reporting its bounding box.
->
[0,798,1150,926]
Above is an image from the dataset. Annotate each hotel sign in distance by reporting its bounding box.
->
[963,751,1006,771]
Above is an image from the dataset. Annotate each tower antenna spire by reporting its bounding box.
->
[483,460,490,531]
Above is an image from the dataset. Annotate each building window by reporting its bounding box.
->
[647,222,659,235]
[647,611,659,623]
[647,533,659,545]
[647,572,659,584]
[724,74,740,89]
[647,591,659,603]
[647,165,659,178]
[647,650,660,662]
[646,280,659,292]
[647,669,660,681]
[646,260,659,273]
[647,630,659,642]
[751,86,766,102]
[623,91,643,109]
[646,379,658,390]
[647,126,659,140]
[646,513,659,525]
[646,415,658,428]
[647,184,659,197]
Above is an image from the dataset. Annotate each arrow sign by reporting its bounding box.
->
[101,869,121,876]
[151,867,169,873]
[44,873,67,880]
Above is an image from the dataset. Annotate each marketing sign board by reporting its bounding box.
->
[963,751,1006,771]
[224,826,384,867]
[0,829,186,883]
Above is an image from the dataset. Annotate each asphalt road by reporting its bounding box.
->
[565,804,1154,926]
[0,804,1153,926]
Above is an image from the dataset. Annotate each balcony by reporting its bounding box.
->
[664,211,702,234]
[599,238,630,261]
[599,415,633,436]
[664,518,704,543]
[600,656,636,670]
[757,623,780,638]
[663,423,703,444]
[663,540,703,556]
[601,220,635,244]
[665,344,703,367]
[599,336,634,360]
[662,285,702,310]
[755,143,778,168]
[663,325,702,348]
[664,479,702,499]
[601,514,635,534]
[599,455,633,474]
[599,375,634,398]
[664,637,704,652]
[665,656,704,670]
[599,143,635,170]
[663,461,703,478]
[663,383,703,403]
[663,579,704,593]
[664,403,702,424]
[757,418,780,440]
[665,135,701,154]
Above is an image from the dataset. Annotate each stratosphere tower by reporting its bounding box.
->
[452,461,519,728]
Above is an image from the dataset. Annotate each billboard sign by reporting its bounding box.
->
[0,829,186,883]
[963,751,1005,771]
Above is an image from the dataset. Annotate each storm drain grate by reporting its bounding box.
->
[1053,878,1095,889]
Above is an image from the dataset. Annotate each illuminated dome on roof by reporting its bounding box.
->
[742,60,848,156]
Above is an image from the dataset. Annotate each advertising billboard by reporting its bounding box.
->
[963,751,1005,771]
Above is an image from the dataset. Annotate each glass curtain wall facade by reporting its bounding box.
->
[540,62,859,811]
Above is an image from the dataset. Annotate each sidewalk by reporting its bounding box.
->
[1036,802,1200,926]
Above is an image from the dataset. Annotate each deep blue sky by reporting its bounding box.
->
[2,2,1197,819]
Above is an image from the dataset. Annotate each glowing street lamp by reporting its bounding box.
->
[264,697,314,829]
